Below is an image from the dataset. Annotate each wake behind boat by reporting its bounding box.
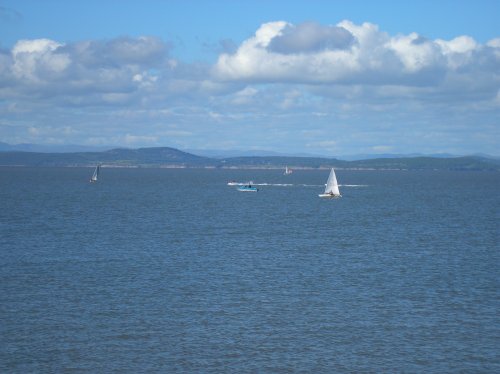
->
[319,168,341,198]
[228,180,254,186]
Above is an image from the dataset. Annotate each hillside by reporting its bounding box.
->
[0,147,216,167]
[220,155,499,171]
[0,147,498,170]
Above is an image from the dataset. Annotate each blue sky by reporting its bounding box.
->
[1,0,499,156]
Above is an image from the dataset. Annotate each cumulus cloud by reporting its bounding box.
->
[4,23,497,108]
[0,35,221,146]
[388,33,445,73]
[11,39,70,81]
[62,36,169,68]
[268,22,354,54]
[0,21,498,155]
[0,36,174,100]
[213,21,397,83]
[214,20,500,89]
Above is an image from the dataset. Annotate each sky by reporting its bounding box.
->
[1,0,499,156]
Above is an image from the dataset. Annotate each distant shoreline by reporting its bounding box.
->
[0,146,498,171]
[1,164,498,172]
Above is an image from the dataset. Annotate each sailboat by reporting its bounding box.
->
[318,168,341,198]
[90,164,101,183]
[284,166,293,175]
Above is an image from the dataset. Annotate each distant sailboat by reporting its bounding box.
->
[284,166,293,175]
[90,164,101,183]
[318,168,341,198]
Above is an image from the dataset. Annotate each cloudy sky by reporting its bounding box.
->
[1,0,499,156]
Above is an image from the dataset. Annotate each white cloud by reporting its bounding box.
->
[232,86,258,104]
[214,21,390,83]
[0,22,498,156]
[12,39,71,81]
[268,22,354,54]
[214,20,499,89]
[437,35,477,54]
[12,39,62,55]
[387,33,444,72]
[2,36,174,101]
[435,36,479,70]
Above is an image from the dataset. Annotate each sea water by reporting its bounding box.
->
[0,167,498,372]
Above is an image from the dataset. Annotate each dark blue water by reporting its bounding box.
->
[1,167,499,372]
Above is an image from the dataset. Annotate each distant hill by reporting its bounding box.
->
[0,146,498,170]
[219,155,499,171]
[0,147,215,167]
[182,148,498,160]
[2,142,499,161]
[339,156,500,171]
[338,153,459,160]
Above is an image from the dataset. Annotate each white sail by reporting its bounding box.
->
[324,168,340,195]
[90,164,100,182]
[319,168,341,198]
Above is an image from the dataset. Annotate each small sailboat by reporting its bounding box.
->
[319,168,341,198]
[284,166,293,175]
[237,182,258,192]
[90,164,101,183]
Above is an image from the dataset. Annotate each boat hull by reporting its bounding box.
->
[318,193,341,198]
[237,187,258,192]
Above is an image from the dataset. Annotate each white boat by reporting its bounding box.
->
[237,182,258,192]
[90,164,101,183]
[318,168,341,198]
[284,166,293,175]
